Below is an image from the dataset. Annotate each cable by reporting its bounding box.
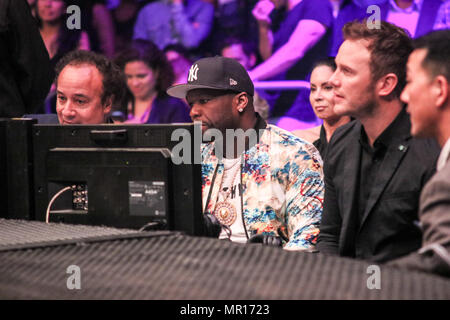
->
[45,186,73,224]
[419,243,450,267]
[138,221,166,232]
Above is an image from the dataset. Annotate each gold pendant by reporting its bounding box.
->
[213,201,237,226]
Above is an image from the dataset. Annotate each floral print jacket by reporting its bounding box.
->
[201,123,324,251]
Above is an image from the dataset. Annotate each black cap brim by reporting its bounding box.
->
[167,83,241,99]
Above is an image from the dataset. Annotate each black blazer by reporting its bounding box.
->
[386,159,450,277]
[317,110,440,262]
[0,0,53,117]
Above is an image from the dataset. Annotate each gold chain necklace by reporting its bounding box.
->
[213,158,241,226]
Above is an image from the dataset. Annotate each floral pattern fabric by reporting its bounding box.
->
[201,125,324,251]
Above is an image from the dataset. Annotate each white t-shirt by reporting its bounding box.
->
[216,157,247,243]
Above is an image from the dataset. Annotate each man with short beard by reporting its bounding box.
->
[317,21,440,263]
[167,56,324,251]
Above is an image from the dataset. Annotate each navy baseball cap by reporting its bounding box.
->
[166,56,254,99]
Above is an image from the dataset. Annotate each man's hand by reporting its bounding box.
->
[252,0,275,27]
[248,234,283,246]
[203,213,223,238]
[247,228,289,247]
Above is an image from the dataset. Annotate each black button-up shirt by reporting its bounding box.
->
[357,110,406,226]
[313,125,328,159]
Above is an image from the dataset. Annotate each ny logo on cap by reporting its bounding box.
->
[230,78,237,86]
[188,64,199,82]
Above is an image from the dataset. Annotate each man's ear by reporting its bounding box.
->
[103,96,113,114]
[377,73,398,98]
[433,75,449,109]
[234,92,248,113]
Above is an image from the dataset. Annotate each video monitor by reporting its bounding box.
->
[32,123,203,236]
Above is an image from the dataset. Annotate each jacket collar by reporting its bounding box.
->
[341,108,412,232]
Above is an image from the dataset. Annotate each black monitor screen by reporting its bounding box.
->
[32,123,203,235]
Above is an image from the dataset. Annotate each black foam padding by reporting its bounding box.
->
[0,220,449,299]
[0,219,139,250]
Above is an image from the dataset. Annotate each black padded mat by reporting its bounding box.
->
[0,218,139,250]
[0,220,449,300]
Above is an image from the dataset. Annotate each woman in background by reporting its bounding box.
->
[36,0,90,113]
[114,39,191,124]
[294,58,351,158]
[37,0,90,69]
[164,44,193,86]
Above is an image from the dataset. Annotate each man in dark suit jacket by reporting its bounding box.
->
[0,0,53,117]
[317,21,440,263]
[387,30,450,277]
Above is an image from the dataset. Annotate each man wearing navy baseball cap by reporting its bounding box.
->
[167,56,325,251]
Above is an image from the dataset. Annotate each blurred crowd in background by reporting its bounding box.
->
[20,0,450,129]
